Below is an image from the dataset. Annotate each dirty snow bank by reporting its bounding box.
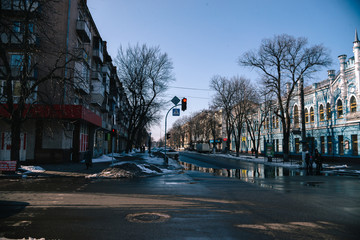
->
[87,154,182,179]
[19,165,46,174]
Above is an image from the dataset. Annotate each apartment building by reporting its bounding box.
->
[0,0,130,163]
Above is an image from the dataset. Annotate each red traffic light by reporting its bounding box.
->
[181,98,187,111]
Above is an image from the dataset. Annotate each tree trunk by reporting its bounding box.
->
[235,143,240,157]
[11,115,21,169]
[283,133,290,162]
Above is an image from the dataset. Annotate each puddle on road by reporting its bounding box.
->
[179,160,301,181]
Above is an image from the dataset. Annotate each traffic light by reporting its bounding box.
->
[166,133,171,139]
[181,98,187,111]
[111,128,117,135]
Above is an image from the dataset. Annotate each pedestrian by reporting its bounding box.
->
[314,148,322,172]
[85,151,92,169]
[309,150,314,171]
[305,150,310,170]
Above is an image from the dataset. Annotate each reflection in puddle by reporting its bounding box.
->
[179,160,301,181]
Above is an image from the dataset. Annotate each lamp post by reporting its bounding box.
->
[299,77,307,167]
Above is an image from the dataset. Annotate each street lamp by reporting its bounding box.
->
[299,77,307,167]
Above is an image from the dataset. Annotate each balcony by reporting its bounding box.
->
[75,48,89,65]
[90,81,105,106]
[0,66,38,79]
[91,70,102,81]
[1,0,39,11]
[101,101,110,112]
[76,20,91,43]
[103,74,110,94]
[74,77,90,95]
[1,32,38,45]
[102,65,111,76]
[92,48,103,63]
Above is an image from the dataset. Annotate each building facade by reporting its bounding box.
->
[240,32,360,160]
[0,0,130,163]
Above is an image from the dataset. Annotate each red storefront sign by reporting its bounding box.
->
[0,104,102,127]
[0,161,17,171]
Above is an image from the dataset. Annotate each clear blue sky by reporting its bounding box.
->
[87,0,360,141]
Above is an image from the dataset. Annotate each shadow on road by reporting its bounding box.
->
[0,201,29,219]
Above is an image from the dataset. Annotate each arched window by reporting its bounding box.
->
[337,99,343,118]
[310,107,314,122]
[294,105,299,128]
[266,118,269,129]
[319,105,324,121]
[326,102,331,120]
[350,96,357,113]
[305,108,309,123]
[272,116,276,128]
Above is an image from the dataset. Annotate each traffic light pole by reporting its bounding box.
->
[164,104,181,164]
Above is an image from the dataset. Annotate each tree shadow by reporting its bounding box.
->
[0,201,29,219]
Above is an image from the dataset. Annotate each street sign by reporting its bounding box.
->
[171,96,180,106]
[266,143,274,157]
[173,108,180,116]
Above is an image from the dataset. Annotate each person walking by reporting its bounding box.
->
[314,148,322,173]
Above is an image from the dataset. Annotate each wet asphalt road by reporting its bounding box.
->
[0,152,359,240]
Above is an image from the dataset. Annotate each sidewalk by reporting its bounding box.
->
[220,152,360,173]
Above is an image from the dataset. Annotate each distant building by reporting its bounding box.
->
[0,0,130,162]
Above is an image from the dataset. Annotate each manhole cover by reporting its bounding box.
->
[126,212,171,223]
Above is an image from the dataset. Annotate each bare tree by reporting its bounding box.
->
[231,76,257,157]
[245,88,273,158]
[0,0,80,167]
[115,44,174,152]
[239,34,331,161]
[202,108,221,151]
[210,75,237,152]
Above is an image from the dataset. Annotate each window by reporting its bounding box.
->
[319,105,324,121]
[80,126,89,152]
[350,96,357,113]
[276,116,279,128]
[294,105,299,128]
[295,138,300,153]
[305,108,309,123]
[327,136,332,155]
[352,135,358,156]
[320,136,325,154]
[266,118,269,130]
[272,116,276,128]
[13,21,21,33]
[310,107,314,123]
[326,102,331,120]
[337,99,343,118]
[338,135,344,155]
[12,22,34,33]
[13,81,21,97]
[10,54,23,67]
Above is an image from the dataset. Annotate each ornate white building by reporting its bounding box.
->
[243,30,360,160]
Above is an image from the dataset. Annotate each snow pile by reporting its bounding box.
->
[19,165,45,174]
[323,164,348,169]
[86,154,183,179]
[87,162,164,179]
